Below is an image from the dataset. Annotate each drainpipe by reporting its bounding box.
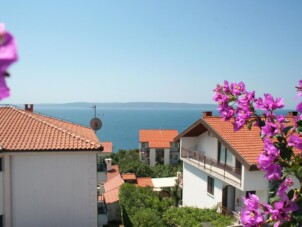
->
[4,155,12,227]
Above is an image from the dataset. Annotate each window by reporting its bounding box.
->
[141,142,148,149]
[246,191,256,198]
[0,157,2,171]
[0,215,2,227]
[207,176,214,195]
[156,149,164,164]
[171,142,179,149]
[235,159,242,173]
[218,142,233,166]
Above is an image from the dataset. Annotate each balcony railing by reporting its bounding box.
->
[181,148,241,184]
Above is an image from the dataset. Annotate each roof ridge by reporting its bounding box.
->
[11,107,100,148]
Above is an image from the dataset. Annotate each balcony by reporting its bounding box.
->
[181,148,241,188]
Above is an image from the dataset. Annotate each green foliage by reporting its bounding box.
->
[131,208,165,227]
[113,149,182,178]
[120,184,174,226]
[163,207,234,227]
[150,162,183,178]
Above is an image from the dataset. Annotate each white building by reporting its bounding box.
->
[175,111,283,213]
[0,105,104,227]
[139,129,179,166]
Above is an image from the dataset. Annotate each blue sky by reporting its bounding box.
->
[1,1,302,108]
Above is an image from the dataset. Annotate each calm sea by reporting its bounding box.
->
[33,106,218,152]
[32,106,293,152]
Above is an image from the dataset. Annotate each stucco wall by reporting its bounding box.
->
[164,148,170,165]
[196,132,218,160]
[150,148,156,166]
[181,137,198,150]
[181,133,220,161]
[242,166,268,191]
[182,162,222,208]
[0,172,3,215]
[11,152,97,227]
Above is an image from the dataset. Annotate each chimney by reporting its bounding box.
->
[105,158,112,171]
[288,111,298,117]
[25,104,34,112]
[202,111,212,118]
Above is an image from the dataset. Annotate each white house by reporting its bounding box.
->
[174,111,295,213]
[139,129,179,166]
[0,105,104,227]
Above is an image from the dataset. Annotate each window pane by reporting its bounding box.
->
[219,144,225,164]
[226,150,233,166]
[207,176,214,195]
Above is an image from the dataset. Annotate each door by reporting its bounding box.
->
[222,185,235,211]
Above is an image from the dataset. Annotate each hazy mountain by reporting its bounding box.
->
[17,102,218,110]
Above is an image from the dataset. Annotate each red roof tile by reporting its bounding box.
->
[121,173,137,180]
[104,174,124,192]
[139,129,178,148]
[107,165,120,181]
[100,142,113,153]
[103,188,120,204]
[0,106,102,151]
[103,165,124,204]
[176,116,296,168]
[136,177,154,187]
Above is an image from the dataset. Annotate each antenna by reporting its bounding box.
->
[90,105,102,132]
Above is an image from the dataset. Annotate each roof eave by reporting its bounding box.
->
[199,117,253,170]
[174,118,203,141]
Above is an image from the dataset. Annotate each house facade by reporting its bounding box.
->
[175,111,279,213]
[0,105,104,227]
[139,129,179,166]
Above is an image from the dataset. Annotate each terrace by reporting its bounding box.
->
[181,148,242,188]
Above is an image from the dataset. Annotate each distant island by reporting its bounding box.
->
[5,102,218,110]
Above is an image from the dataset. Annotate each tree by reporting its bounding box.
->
[163,207,233,227]
[119,184,175,226]
[131,208,165,227]
[213,80,302,226]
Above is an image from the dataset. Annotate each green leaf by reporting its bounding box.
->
[269,195,280,204]
[296,126,302,133]
[287,189,295,200]
[296,120,302,127]
[283,126,293,136]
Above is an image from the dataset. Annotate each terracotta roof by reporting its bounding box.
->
[104,174,124,193]
[101,142,113,153]
[103,165,124,204]
[103,188,120,204]
[107,165,120,181]
[176,115,296,169]
[0,106,102,151]
[139,129,178,148]
[136,177,154,187]
[121,173,137,180]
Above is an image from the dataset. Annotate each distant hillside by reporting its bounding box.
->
[29,102,218,110]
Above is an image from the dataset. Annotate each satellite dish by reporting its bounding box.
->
[90,117,102,131]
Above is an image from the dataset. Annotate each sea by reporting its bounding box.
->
[30,105,218,152]
[11,104,293,152]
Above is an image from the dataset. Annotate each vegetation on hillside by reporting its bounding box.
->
[119,184,234,227]
[106,149,182,177]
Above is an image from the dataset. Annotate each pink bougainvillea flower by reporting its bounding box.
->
[296,102,302,113]
[288,135,302,151]
[255,93,285,111]
[0,23,18,100]
[295,80,302,98]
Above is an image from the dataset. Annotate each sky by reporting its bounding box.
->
[1,1,302,108]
